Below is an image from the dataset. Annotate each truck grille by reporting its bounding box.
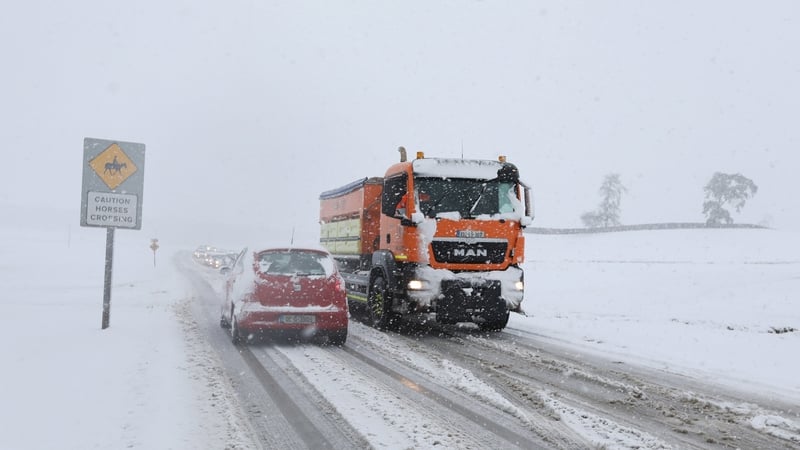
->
[430,238,507,264]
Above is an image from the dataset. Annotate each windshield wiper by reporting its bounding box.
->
[424,191,456,217]
[467,182,489,218]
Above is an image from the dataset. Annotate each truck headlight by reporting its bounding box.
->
[407,280,425,290]
[514,280,524,291]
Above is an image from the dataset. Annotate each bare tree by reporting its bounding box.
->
[580,210,602,228]
[702,172,758,225]
[581,173,627,228]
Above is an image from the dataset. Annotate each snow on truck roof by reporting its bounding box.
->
[412,158,504,179]
[319,159,508,200]
[319,177,382,200]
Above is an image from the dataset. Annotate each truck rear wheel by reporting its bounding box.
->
[368,275,395,330]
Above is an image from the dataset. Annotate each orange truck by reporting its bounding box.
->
[319,148,533,331]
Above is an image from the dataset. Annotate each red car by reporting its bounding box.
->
[219,247,348,345]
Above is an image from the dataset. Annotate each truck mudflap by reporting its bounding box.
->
[436,279,507,325]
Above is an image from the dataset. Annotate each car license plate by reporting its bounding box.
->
[279,315,316,324]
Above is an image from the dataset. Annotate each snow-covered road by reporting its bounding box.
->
[178,228,800,449]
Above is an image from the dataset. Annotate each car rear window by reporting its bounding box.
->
[256,251,334,276]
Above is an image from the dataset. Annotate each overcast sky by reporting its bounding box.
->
[2,1,799,244]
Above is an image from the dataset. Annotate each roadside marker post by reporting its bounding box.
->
[150,238,159,267]
[80,138,146,329]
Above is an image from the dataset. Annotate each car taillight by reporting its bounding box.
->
[333,275,346,293]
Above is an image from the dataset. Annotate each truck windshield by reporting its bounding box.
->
[415,177,516,218]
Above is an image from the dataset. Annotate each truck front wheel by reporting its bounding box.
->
[478,311,510,332]
[368,276,395,330]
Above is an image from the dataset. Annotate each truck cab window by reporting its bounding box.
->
[415,177,515,218]
[498,182,515,213]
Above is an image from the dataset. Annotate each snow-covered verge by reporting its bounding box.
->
[0,223,255,450]
[519,228,800,403]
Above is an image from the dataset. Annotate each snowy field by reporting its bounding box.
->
[0,222,256,450]
[1,218,798,449]
[522,229,800,402]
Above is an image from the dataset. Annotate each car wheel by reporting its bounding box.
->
[326,329,347,346]
[230,308,243,344]
[368,275,395,330]
[348,299,368,321]
[220,307,230,329]
[478,311,510,332]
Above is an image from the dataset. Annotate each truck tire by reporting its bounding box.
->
[368,275,395,330]
[478,311,510,332]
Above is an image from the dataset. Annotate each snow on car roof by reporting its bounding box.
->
[234,244,332,265]
[412,158,504,179]
[248,244,331,254]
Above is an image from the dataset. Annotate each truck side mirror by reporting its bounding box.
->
[522,184,534,226]
[382,174,409,217]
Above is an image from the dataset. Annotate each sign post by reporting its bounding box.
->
[81,138,145,329]
[150,238,159,267]
[103,227,115,328]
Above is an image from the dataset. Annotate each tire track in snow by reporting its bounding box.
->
[343,325,590,449]
[452,327,799,449]
[276,343,505,449]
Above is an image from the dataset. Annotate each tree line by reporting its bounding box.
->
[580,172,759,228]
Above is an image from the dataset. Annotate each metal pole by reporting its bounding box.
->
[102,227,115,329]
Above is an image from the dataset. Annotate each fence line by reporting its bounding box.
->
[525,223,767,235]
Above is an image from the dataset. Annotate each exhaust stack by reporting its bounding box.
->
[398,146,407,162]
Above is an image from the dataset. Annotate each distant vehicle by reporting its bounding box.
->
[193,245,219,261]
[210,252,236,269]
[206,251,236,269]
[219,247,348,345]
[193,245,237,269]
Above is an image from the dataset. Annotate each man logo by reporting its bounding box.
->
[453,248,487,258]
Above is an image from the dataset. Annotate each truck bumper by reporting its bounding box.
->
[436,279,507,324]
[405,265,525,322]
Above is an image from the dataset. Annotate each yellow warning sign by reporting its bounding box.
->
[89,143,138,190]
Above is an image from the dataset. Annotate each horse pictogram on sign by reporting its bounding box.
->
[89,143,138,190]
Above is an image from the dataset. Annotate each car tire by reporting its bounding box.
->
[230,308,243,345]
[348,299,368,322]
[326,329,347,346]
[368,275,396,330]
[220,308,230,329]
